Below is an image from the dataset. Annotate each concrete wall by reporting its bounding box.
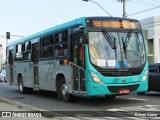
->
[141,16,160,64]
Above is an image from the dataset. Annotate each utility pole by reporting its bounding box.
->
[123,0,126,17]
[118,0,126,17]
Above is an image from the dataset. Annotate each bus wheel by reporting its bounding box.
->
[137,92,145,95]
[105,95,116,99]
[61,83,72,102]
[57,78,72,102]
[18,76,32,94]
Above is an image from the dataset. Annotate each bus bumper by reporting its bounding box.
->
[86,80,148,96]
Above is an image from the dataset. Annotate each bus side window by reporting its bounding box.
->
[15,44,23,61]
[23,42,31,60]
[42,35,54,58]
[55,31,68,57]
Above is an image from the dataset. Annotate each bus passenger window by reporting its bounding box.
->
[42,35,54,58]
[55,31,68,57]
[23,42,31,60]
[15,44,23,61]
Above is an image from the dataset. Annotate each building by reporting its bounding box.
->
[140,16,160,64]
[0,44,5,69]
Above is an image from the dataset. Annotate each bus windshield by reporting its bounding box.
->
[88,31,146,68]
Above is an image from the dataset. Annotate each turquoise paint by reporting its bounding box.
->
[84,40,148,96]
[7,16,148,96]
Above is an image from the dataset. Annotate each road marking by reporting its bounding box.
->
[66,117,81,120]
[107,104,160,111]
[128,98,148,101]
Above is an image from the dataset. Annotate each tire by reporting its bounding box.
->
[105,95,116,99]
[57,77,72,102]
[137,92,145,95]
[18,76,32,94]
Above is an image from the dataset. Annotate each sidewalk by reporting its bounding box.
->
[0,97,56,120]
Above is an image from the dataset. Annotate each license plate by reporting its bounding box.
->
[119,89,130,94]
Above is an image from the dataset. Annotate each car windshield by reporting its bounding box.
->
[88,31,146,68]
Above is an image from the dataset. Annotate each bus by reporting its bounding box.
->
[6,17,148,102]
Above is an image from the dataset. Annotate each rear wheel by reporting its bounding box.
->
[18,76,32,94]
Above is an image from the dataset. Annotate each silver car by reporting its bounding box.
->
[0,70,6,82]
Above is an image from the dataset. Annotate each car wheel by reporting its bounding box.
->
[137,92,145,95]
[4,77,6,82]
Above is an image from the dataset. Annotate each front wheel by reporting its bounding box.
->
[61,83,72,102]
[137,92,145,95]
[57,78,72,102]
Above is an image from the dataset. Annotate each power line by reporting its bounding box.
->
[126,5,160,17]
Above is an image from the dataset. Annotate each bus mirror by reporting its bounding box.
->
[80,33,88,44]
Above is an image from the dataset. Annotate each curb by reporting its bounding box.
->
[0,97,65,118]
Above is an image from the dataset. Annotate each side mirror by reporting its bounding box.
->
[79,33,88,44]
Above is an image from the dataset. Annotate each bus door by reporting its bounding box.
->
[32,43,39,90]
[70,34,86,94]
[8,49,14,84]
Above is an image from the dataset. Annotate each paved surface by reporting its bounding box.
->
[1,83,160,120]
[0,97,55,120]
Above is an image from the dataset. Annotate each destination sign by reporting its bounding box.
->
[86,19,140,29]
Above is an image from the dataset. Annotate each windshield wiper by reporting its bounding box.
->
[122,38,127,58]
[102,29,117,59]
[122,29,132,58]
[124,29,132,48]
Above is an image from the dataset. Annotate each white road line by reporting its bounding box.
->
[66,117,81,120]
[128,98,148,101]
[127,117,146,120]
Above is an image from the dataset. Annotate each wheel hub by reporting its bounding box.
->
[62,84,68,97]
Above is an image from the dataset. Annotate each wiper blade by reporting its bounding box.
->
[102,29,116,49]
[124,29,132,48]
[102,29,117,59]
[122,38,127,58]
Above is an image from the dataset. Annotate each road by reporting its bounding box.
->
[0,82,160,119]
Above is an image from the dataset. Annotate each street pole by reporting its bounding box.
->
[82,0,112,17]
[118,0,126,17]
[123,0,126,17]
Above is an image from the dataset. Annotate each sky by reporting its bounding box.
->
[0,0,160,51]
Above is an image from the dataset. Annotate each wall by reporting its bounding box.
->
[141,16,160,64]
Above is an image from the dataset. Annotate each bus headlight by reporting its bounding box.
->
[142,70,148,81]
[89,71,103,84]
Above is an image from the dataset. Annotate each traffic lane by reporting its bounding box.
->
[0,83,159,111]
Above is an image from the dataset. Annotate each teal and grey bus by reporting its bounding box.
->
[6,17,148,102]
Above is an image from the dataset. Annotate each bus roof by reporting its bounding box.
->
[7,17,86,47]
[7,16,139,47]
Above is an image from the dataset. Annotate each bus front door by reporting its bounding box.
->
[71,35,86,94]
[32,43,39,90]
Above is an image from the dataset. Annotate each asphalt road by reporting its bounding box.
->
[0,82,160,119]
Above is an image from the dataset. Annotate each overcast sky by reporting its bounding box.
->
[0,0,160,49]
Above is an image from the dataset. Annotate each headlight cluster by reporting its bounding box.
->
[89,71,103,84]
[142,70,148,81]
